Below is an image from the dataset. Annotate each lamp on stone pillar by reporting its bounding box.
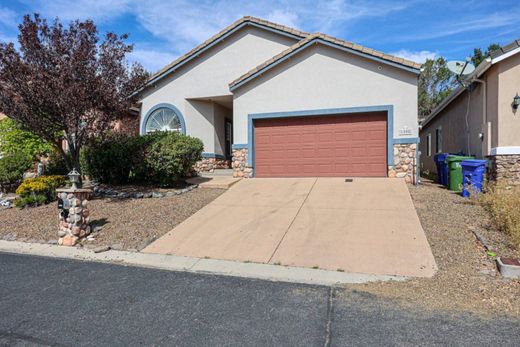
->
[68,168,81,189]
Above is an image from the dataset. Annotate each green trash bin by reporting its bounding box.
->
[446,155,474,191]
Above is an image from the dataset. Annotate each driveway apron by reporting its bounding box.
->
[143,178,437,277]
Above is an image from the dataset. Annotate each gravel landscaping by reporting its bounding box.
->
[348,179,520,317]
[0,187,225,250]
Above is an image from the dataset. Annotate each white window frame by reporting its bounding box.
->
[435,127,442,153]
[426,133,432,156]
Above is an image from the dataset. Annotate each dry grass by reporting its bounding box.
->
[480,184,520,250]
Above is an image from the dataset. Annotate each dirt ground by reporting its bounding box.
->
[348,179,520,317]
[0,188,225,250]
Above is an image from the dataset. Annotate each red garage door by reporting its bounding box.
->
[254,112,387,177]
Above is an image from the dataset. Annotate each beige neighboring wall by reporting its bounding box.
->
[419,49,520,174]
[138,26,298,155]
[496,52,520,148]
[419,79,489,173]
[233,43,419,144]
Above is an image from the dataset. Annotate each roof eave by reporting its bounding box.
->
[229,37,420,92]
[131,20,307,98]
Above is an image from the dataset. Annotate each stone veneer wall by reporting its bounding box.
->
[194,157,231,172]
[232,148,253,178]
[489,155,520,186]
[388,143,417,184]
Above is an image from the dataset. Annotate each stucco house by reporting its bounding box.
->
[419,39,520,185]
[135,16,421,182]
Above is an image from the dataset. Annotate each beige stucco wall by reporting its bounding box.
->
[496,53,520,148]
[232,44,419,145]
[419,81,489,173]
[138,26,298,154]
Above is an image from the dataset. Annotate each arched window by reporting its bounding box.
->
[142,104,185,135]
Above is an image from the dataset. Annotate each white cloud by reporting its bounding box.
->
[128,48,177,73]
[23,0,412,55]
[12,0,417,69]
[265,9,299,29]
[390,49,438,63]
[395,12,518,42]
[0,7,17,27]
[28,0,133,22]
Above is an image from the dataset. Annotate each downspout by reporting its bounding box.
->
[473,77,488,157]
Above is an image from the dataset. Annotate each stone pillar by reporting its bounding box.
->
[489,155,520,186]
[56,188,92,246]
[388,143,417,184]
[232,148,253,178]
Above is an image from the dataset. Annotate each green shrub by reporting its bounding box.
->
[0,118,53,161]
[15,175,66,207]
[80,133,149,184]
[0,152,33,192]
[479,184,520,250]
[145,132,203,185]
[81,132,202,185]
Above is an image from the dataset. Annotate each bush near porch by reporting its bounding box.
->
[80,132,203,185]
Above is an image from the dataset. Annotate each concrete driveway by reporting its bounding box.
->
[144,178,437,277]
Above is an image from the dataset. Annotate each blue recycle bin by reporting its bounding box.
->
[461,159,487,198]
[434,153,450,186]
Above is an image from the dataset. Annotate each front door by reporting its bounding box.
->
[225,119,233,159]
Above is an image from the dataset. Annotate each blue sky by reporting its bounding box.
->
[1,0,518,73]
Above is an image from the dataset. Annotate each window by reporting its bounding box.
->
[144,106,183,134]
[426,133,432,156]
[435,127,442,153]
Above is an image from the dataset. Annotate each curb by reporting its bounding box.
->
[0,240,406,286]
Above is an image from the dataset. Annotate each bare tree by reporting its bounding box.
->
[0,14,148,172]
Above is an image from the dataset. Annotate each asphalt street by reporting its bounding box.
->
[0,252,518,346]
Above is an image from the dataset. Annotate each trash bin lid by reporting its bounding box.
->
[446,155,474,163]
[434,153,451,162]
[461,159,487,168]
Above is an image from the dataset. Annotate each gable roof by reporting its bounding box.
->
[421,37,520,128]
[139,16,308,93]
[229,32,422,91]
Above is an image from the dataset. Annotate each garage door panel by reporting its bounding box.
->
[254,112,387,177]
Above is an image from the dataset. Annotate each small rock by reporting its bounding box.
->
[143,192,152,198]
[110,243,123,251]
[152,192,165,198]
[2,232,17,241]
[47,240,58,245]
[132,192,144,199]
[61,235,78,246]
[92,225,104,233]
[93,245,110,253]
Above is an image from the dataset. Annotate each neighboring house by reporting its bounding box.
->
[419,39,520,185]
[135,16,421,181]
